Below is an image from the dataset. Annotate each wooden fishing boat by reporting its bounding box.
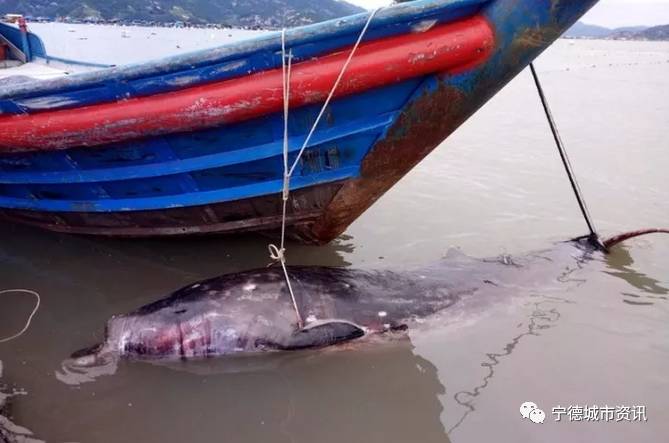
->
[0,0,598,244]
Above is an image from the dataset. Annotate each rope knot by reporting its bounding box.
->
[268,244,286,262]
[282,175,291,201]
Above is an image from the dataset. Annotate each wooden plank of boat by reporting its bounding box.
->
[0,0,600,243]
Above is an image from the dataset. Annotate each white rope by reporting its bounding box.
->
[269,9,380,328]
[0,289,40,344]
[287,8,381,177]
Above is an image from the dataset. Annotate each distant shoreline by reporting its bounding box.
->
[27,20,669,42]
[565,21,669,42]
[22,18,267,31]
[563,36,669,42]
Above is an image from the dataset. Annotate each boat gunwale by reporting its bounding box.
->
[0,0,491,100]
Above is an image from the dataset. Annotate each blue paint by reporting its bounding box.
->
[0,21,46,62]
[0,167,359,212]
[20,29,31,61]
[0,114,395,184]
[0,0,490,113]
[0,77,418,211]
[0,0,599,226]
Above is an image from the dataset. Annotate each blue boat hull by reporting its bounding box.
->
[0,0,599,243]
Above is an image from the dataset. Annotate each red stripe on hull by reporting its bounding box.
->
[0,16,494,152]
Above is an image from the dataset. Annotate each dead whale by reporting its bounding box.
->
[72,231,667,367]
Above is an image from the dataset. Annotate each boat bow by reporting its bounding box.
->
[0,0,599,242]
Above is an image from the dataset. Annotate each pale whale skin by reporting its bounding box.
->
[75,239,598,364]
[81,266,460,362]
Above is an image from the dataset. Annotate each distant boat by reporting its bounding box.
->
[0,0,599,243]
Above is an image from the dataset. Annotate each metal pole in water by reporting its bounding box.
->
[529,62,601,246]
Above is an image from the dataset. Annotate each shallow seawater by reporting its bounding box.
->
[1,27,669,443]
[28,22,267,65]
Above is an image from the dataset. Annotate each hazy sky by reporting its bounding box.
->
[345,0,669,28]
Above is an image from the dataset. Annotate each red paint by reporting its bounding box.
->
[0,16,494,152]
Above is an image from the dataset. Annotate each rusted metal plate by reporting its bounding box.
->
[296,80,470,244]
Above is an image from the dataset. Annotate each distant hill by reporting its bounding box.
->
[565,21,668,41]
[628,24,669,41]
[612,26,650,34]
[0,0,365,28]
[565,22,612,38]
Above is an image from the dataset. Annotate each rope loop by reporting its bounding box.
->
[0,289,41,344]
[268,243,285,262]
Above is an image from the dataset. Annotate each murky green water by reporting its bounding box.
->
[1,33,668,442]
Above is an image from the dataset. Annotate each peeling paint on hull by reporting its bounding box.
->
[0,0,600,243]
[0,17,494,152]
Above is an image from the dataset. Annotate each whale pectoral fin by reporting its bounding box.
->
[282,320,365,350]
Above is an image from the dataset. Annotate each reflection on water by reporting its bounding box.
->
[0,364,43,443]
[6,341,450,443]
[447,293,574,434]
[0,221,451,443]
[604,245,668,304]
[0,221,354,280]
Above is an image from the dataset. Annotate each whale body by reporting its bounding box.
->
[75,265,463,364]
[73,238,608,366]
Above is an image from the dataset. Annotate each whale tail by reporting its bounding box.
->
[573,229,669,252]
[602,229,669,250]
